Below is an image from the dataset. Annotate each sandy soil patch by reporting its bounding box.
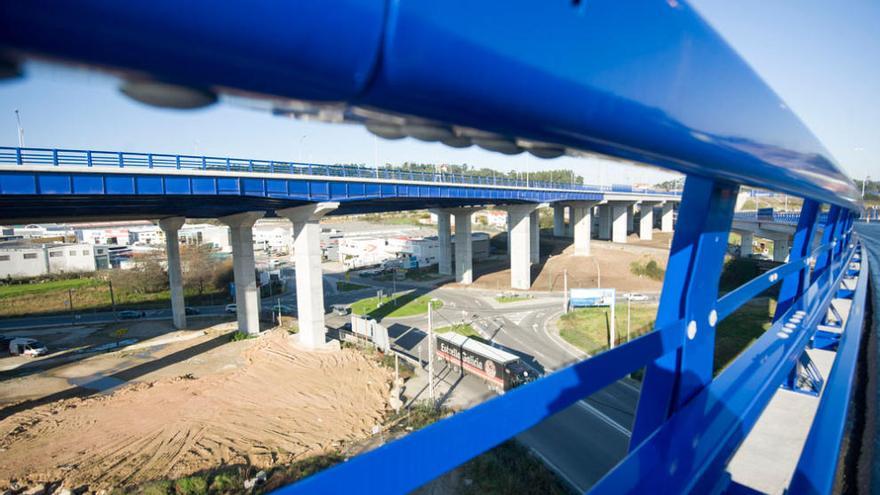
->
[458,240,668,293]
[0,329,391,490]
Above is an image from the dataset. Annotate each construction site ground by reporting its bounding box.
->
[0,322,392,491]
[452,231,672,293]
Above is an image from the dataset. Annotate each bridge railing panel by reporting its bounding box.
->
[273,173,862,494]
[0,146,682,197]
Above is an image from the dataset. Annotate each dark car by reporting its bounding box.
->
[118,310,145,319]
[185,307,200,315]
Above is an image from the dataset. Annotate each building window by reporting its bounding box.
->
[83,250,90,255]
[70,250,77,256]
[23,253,38,259]
[49,251,62,258]
[0,255,9,261]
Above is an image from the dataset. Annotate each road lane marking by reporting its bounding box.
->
[577,400,631,438]
[521,443,586,493]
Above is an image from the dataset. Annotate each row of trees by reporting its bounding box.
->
[108,246,233,297]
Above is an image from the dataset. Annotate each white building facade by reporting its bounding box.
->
[0,243,97,279]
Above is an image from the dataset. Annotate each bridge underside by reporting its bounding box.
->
[0,195,542,223]
[0,169,615,223]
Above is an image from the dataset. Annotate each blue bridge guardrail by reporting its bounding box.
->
[734,210,830,225]
[0,146,680,196]
[0,2,870,494]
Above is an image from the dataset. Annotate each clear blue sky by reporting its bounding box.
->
[0,1,875,184]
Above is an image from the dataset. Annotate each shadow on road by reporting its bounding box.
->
[0,332,232,420]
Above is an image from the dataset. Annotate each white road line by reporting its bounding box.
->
[542,310,588,361]
[577,400,632,438]
[522,444,585,493]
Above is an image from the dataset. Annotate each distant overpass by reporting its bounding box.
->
[0,146,680,347]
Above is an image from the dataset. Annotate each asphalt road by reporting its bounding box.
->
[344,280,639,492]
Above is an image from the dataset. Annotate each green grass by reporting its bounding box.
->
[558,303,658,355]
[114,453,345,495]
[460,440,569,495]
[350,292,442,319]
[495,294,530,304]
[0,276,102,297]
[435,323,482,339]
[557,296,776,374]
[629,258,665,281]
[714,297,776,374]
[229,331,256,342]
[0,281,225,318]
[336,280,368,292]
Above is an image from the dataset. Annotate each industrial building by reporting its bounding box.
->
[0,241,97,278]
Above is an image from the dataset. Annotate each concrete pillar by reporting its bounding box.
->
[740,231,754,257]
[639,203,656,241]
[553,204,565,237]
[453,210,473,284]
[158,216,187,329]
[220,211,265,335]
[277,202,339,349]
[626,204,636,234]
[573,203,595,256]
[773,237,791,262]
[611,203,629,243]
[530,210,540,263]
[434,210,453,275]
[661,203,674,232]
[504,204,539,290]
[598,204,612,240]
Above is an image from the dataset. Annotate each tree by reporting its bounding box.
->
[180,245,215,295]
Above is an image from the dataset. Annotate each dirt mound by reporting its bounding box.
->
[0,329,391,489]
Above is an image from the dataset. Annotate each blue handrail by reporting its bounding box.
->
[0,146,680,197]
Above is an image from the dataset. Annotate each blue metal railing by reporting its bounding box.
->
[0,3,869,494]
[0,146,680,196]
[734,210,830,226]
[279,184,865,494]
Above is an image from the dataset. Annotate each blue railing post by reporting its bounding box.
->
[630,175,739,448]
[117,151,123,168]
[813,206,842,281]
[148,153,154,169]
[774,199,820,321]
[86,150,93,167]
[52,149,59,166]
[15,147,22,164]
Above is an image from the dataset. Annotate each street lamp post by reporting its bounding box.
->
[428,298,436,405]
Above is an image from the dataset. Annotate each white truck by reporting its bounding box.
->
[9,337,48,357]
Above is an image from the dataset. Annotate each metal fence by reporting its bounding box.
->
[0,146,679,196]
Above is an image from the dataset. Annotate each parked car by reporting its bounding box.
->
[264,304,295,315]
[118,310,145,319]
[9,337,48,357]
[225,304,237,313]
[627,293,649,302]
[332,304,350,316]
[185,307,200,315]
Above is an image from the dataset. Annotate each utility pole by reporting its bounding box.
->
[863,175,870,198]
[14,109,24,147]
[609,293,616,349]
[68,288,75,324]
[108,280,117,317]
[626,294,631,343]
[562,269,568,313]
[428,299,436,405]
